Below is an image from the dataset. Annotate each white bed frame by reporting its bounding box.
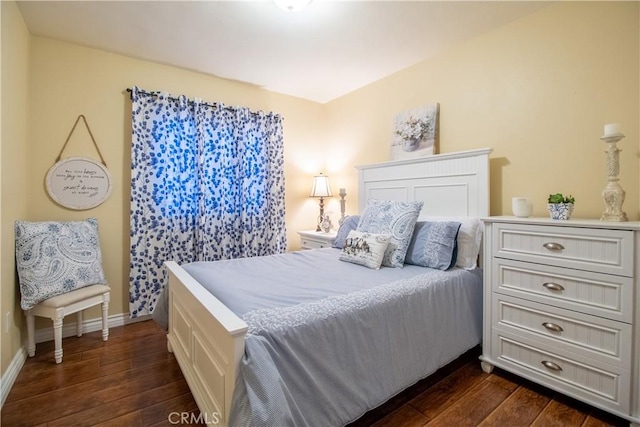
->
[164,147,492,425]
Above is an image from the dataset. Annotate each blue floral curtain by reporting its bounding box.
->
[129,86,287,317]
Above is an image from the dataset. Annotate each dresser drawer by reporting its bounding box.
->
[492,333,630,414]
[298,231,337,250]
[492,258,633,322]
[493,294,632,367]
[492,223,633,276]
[300,238,331,250]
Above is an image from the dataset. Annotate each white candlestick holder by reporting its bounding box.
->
[600,133,628,222]
[338,189,347,226]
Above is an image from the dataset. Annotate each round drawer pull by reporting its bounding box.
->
[541,360,563,372]
[542,322,564,332]
[542,282,565,292]
[543,242,565,251]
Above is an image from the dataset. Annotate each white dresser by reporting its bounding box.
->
[297,230,337,250]
[480,217,640,426]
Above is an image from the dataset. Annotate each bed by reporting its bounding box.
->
[163,147,492,426]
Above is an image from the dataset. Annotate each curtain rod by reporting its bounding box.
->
[125,88,280,118]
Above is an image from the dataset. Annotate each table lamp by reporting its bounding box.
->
[310,173,332,231]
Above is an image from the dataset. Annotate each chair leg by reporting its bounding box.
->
[26,311,36,357]
[53,317,63,364]
[101,299,109,342]
[77,311,83,337]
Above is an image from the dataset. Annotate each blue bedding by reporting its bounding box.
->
[177,248,483,426]
[182,248,435,316]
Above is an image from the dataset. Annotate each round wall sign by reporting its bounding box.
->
[45,157,113,210]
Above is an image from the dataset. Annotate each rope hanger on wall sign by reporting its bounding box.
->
[54,114,108,166]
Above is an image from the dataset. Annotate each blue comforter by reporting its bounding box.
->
[181,249,483,426]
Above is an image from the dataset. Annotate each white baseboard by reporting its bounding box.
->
[0,346,27,409]
[1,312,152,409]
[34,312,152,344]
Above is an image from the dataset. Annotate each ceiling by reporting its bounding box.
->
[17,1,550,104]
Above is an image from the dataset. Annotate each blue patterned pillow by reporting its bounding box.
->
[15,218,107,310]
[421,216,484,269]
[332,215,360,249]
[356,199,423,268]
[405,221,461,270]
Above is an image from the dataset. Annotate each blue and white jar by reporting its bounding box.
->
[547,203,574,220]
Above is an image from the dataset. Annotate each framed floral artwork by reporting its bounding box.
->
[390,103,439,160]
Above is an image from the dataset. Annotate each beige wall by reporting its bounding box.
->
[325,2,639,220]
[1,1,31,376]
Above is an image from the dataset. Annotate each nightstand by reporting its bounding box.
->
[297,230,337,250]
[480,216,640,425]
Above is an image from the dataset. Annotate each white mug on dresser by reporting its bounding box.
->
[512,197,533,218]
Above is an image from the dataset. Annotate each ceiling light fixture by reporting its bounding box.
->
[273,0,312,13]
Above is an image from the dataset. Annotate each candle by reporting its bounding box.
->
[339,188,346,197]
[604,123,621,137]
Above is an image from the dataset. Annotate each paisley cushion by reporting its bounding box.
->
[356,199,423,268]
[420,216,484,269]
[15,218,107,310]
[404,221,461,270]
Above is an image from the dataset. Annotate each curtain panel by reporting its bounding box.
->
[129,86,287,317]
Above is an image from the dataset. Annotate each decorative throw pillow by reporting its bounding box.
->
[421,216,484,270]
[404,221,461,270]
[338,230,390,270]
[15,218,107,310]
[332,215,360,249]
[356,199,423,268]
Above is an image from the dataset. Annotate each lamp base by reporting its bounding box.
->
[601,214,629,222]
[316,196,325,231]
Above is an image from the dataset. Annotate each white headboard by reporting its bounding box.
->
[356,148,492,218]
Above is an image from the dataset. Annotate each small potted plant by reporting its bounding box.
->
[547,193,575,220]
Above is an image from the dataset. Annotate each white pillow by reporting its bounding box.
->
[420,216,483,269]
[339,230,390,270]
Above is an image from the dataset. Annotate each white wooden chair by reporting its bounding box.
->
[25,284,110,364]
[15,218,110,364]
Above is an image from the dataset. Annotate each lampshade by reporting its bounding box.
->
[310,173,332,198]
[273,0,312,13]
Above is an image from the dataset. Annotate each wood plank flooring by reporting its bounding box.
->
[1,320,629,426]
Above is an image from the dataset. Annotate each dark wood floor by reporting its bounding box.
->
[1,320,629,426]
